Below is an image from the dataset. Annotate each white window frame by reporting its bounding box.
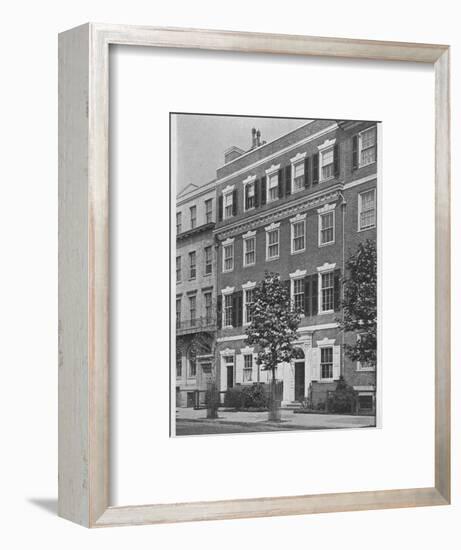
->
[176,211,182,234]
[265,164,280,204]
[204,245,212,275]
[290,151,307,194]
[176,255,181,283]
[290,269,307,315]
[189,205,197,229]
[222,238,234,273]
[358,126,377,168]
[319,346,334,380]
[242,230,256,267]
[222,184,235,220]
[265,222,280,261]
[243,354,253,383]
[188,250,196,280]
[205,198,213,224]
[242,281,256,326]
[317,203,335,247]
[318,138,336,182]
[358,188,376,231]
[243,175,256,212]
[290,213,306,254]
[221,286,234,329]
[317,262,336,315]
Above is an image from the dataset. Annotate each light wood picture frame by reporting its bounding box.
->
[58,23,451,528]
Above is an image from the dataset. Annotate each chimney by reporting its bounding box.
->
[251,127,257,149]
[256,129,261,147]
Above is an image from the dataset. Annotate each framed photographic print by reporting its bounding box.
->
[58,24,450,527]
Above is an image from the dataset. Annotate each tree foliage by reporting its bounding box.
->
[339,239,377,366]
[246,272,301,380]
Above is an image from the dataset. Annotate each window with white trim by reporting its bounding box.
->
[243,236,256,266]
[243,354,253,382]
[320,271,334,312]
[266,229,280,260]
[176,212,182,234]
[360,127,377,166]
[320,347,333,379]
[190,205,197,229]
[205,199,213,223]
[245,182,255,210]
[223,243,234,272]
[176,298,181,329]
[293,278,305,311]
[176,256,181,283]
[224,294,233,327]
[244,288,255,324]
[356,333,376,371]
[319,211,334,245]
[358,189,376,230]
[291,220,305,253]
[267,172,278,202]
[204,245,212,275]
[320,148,334,181]
[189,295,197,326]
[188,251,196,279]
[224,191,233,219]
[204,292,212,325]
[292,161,305,192]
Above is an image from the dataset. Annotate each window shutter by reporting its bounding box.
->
[278,169,284,199]
[333,345,341,380]
[304,276,311,316]
[218,195,223,221]
[304,157,310,188]
[311,274,318,316]
[231,293,238,327]
[334,143,340,178]
[311,347,320,381]
[254,180,260,208]
[260,176,267,205]
[312,153,319,185]
[217,295,222,329]
[252,354,258,383]
[352,135,358,170]
[235,354,244,384]
[333,269,341,311]
[244,184,249,210]
[237,290,243,327]
[232,189,238,216]
[285,165,291,195]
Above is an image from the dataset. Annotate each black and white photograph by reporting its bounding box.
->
[172,114,379,436]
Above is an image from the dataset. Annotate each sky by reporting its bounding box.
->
[172,114,310,194]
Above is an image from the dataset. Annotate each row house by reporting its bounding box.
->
[175,179,217,407]
[213,120,378,413]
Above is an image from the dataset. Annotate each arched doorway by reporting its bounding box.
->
[294,348,305,402]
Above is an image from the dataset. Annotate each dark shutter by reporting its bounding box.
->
[231,293,237,328]
[304,276,311,316]
[313,153,319,185]
[218,195,223,221]
[244,184,249,210]
[311,274,318,316]
[217,295,222,329]
[285,165,291,195]
[334,143,340,178]
[232,189,238,216]
[260,176,267,205]
[333,269,341,311]
[278,169,284,199]
[304,157,310,188]
[352,135,358,170]
[236,291,243,327]
[254,179,260,208]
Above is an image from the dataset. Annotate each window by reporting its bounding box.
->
[189,251,196,279]
[320,148,334,181]
[356,333,376,371]
[204,246,212,275]
[245,182,255,210]
[319,211,334,245]
[244,288,254,324]
[176,298,181,329]
[267,172,278,202]
[293,278,305,311]
[205,199,213,223]
[266,229,280,260]
[176,350,182,377]
[320,271,334,312]
[176,256,181,282]
[223,243,234,272]
[358,189,376,230]
[224,294,233,327]
[243,236,256,266]
[189,352,197,377]
[190,206,197,229]
[293,161,305,192]
[291,220,305,253]
[243,354,253,382]
[176,212,182,234]
[204,292,212,325]
[189,295,196,326]
[360,127,376,166]
[224,192,233,219]
[320,347,333,379]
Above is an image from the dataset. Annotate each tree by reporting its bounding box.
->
[245,272,301,420]
[339,239,377,367]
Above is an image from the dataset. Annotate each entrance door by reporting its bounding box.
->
[227,365,234,389]
[294,362,305,402]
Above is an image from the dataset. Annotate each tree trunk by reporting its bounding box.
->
[268,366,281,422]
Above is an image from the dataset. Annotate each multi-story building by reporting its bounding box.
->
[213,120,378,414]
[175,179,217,407]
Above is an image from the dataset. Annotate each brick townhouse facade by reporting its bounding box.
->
[175,179,217,407]
[213,120,378,413]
